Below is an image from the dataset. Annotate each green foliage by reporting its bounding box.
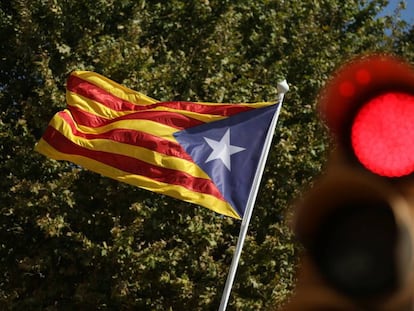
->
[0,0,412,310]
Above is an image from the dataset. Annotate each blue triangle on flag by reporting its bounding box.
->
[174,104,278,218]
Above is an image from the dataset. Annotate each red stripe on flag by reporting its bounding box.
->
[69,105,204,130]
[67,74,254,115]
[58,111,193,161]
[42,126,225,200]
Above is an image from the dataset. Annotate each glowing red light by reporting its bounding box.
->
[351,92,414,177]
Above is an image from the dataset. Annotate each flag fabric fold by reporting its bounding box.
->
[35,71,281,219]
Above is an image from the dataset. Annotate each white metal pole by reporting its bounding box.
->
[218,80,289,311]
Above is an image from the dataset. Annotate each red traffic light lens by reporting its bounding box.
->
[351,92,414,177]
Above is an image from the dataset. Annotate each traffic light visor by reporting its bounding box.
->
[319,54,414,177]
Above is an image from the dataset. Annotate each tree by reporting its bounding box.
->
[0,0,411,310]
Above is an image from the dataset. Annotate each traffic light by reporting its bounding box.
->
[283,55,414,310]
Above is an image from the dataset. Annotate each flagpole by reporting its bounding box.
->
[218,80,289,311]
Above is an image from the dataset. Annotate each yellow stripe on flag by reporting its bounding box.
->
[67,90,262,124]
[49,113,210,179]
[35,138,240,219]
[71,71,158,106]
[70,71,275,112]
[66,91,135,119]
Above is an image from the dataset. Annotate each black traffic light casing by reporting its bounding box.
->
[284,55,414,310]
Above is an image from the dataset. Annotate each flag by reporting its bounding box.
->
[35,71,281,219]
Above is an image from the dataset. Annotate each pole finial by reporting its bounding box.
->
[277,79,289,95]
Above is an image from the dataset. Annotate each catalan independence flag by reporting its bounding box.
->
[35,71,281,219]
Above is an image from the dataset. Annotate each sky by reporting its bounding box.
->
[382,0,414,23]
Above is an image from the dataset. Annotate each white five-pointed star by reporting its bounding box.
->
[203,128,246,171]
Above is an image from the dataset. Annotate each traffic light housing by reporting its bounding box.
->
[284,55,414,310]
[320,54,414,177]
